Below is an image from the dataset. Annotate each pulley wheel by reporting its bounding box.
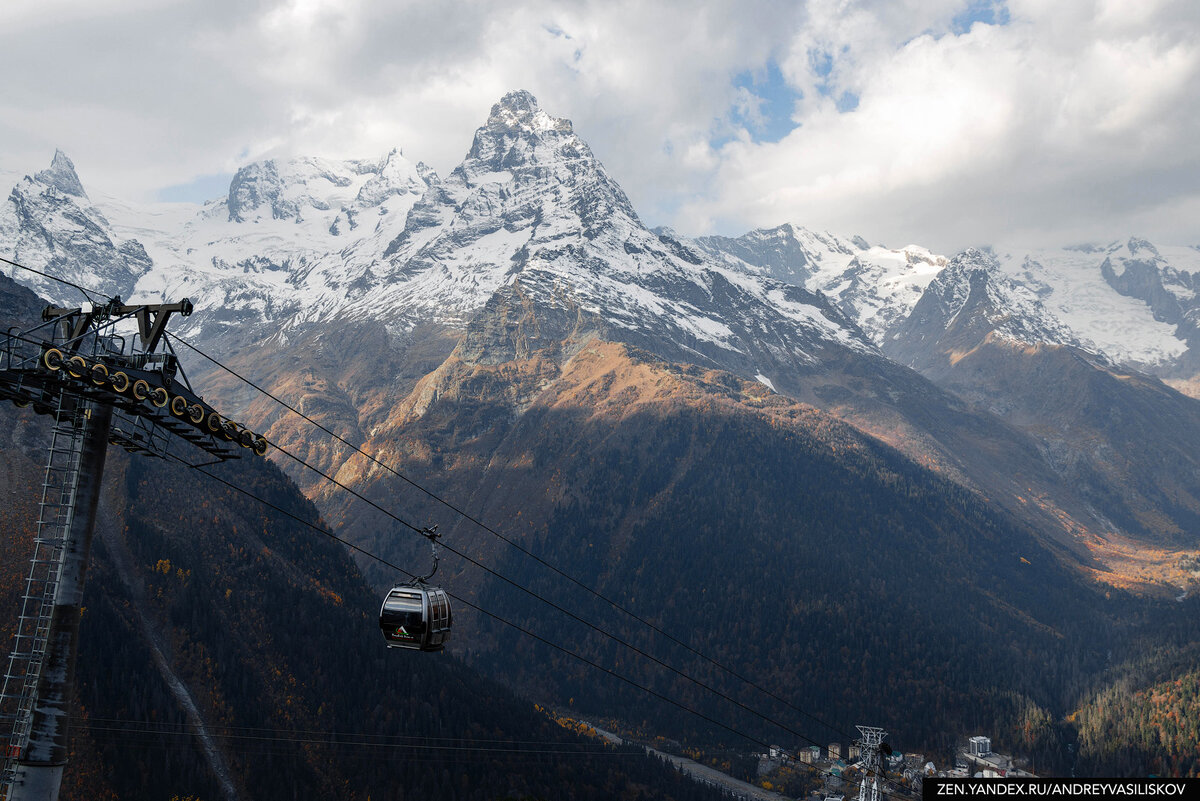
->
[110,371,131,393]
[170,395,189,416]
[150,387,169,408]
[188,404,205,424]
[206,411,223,433]
[131,380,151,401]
[90,362,109,386]
[66,356,87,377]
[253,437,269,456]
[42,348,64,371]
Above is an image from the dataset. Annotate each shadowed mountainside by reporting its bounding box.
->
[0,274,729,801]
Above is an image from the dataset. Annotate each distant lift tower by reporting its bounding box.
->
[855,725,889,801]
[0,295,270,801]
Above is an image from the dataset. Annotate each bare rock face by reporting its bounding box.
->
[226,160,294,222]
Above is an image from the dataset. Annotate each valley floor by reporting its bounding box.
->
[584,721,791,801]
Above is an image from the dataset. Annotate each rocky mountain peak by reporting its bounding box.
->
[465,90,586,176]
[486,90,572,135]
[885,244,1087,370]
[414,161,438,185]
[226,159,295,222]
[1,152,150,304]
[380,90,642,272]
[947,247,1001,273]
[1127,236,1161,259]
[911,248,1007,329]
[356,91,881,392]
[34,150,88,199]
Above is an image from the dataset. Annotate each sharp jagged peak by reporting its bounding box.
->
[486,90,573,136]
[34,149,88,199]
[381,89,643,248]
[463,90,588,175]
[914,248,1004,321]
[906,245,1092,352]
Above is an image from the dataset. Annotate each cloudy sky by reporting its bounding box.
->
[1,0,1197,252]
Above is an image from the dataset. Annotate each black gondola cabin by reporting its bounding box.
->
[379,585,452,651]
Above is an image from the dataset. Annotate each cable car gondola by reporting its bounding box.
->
[379,584,452,651]
[379,525,452,652]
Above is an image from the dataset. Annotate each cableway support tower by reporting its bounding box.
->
[0,294,269,801]
[855,725,888,801]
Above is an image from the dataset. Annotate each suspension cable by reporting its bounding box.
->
[8,253,856,744]
[255,431,849,757]
[1,255,104,303]
[3,256,901,793]
[168,453,913,798]
[168,329,854,743]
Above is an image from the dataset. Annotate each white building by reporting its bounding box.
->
[968,736,991,756]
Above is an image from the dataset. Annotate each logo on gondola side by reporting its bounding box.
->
[395,626,414,639]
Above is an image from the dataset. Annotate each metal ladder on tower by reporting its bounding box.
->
[0,392,85,795]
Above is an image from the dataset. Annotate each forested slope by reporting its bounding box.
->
[0,273,728,800]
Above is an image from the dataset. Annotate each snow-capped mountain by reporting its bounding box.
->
[681,228,1200,555]
[694,224,947,346]
[0,150,151,303]
[691,224,1200,382]
[877,245,1200,550]
[6,99,1198,391]
[343,90,874,382]
[984,241,1196,373]
[103,149,438,335]
[6,90,1200,587]
[45,92,875,392]
[876,240,1199,377]
[884,247,1087,370]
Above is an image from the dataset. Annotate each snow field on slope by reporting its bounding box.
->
[1000,249,1187,367]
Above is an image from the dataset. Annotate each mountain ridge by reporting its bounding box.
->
[4,90,1200,780]
[7,93,1200,586]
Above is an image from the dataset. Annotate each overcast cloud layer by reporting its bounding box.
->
[1,0,1197,252]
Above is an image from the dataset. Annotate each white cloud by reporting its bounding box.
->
[0,0,1196,250]
[681,0,1200,251]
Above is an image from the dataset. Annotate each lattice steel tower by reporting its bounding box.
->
[855,725,889,801]
[0,295,269,801]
